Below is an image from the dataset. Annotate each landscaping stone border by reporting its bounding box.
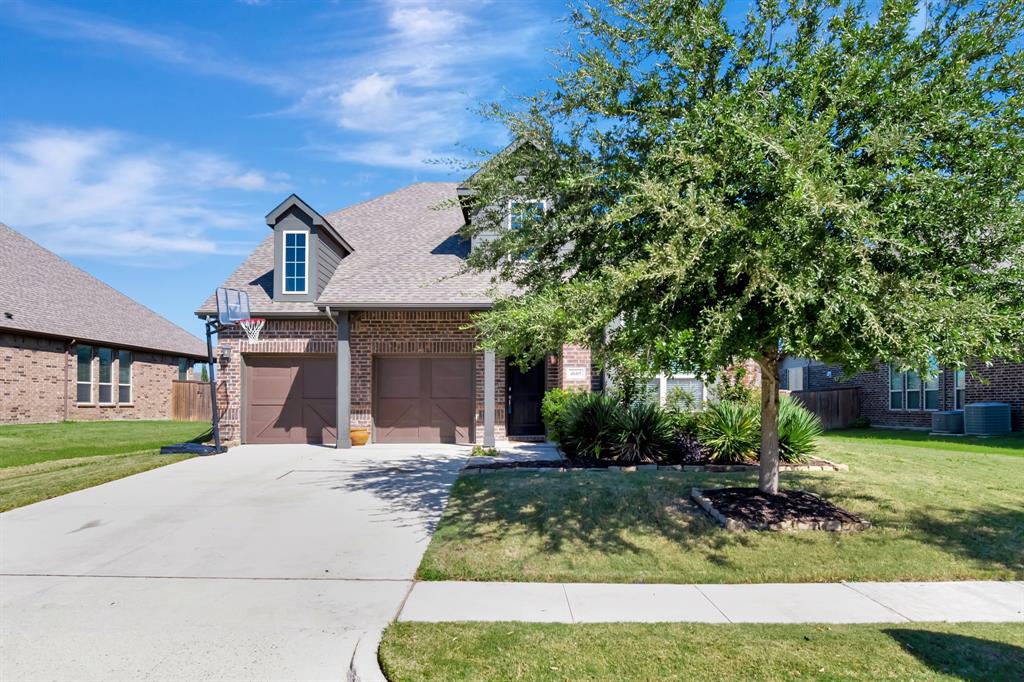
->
[462,459,849,475]
[690,487,872,532]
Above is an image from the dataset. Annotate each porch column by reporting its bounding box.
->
[484,349,496,447]
[336,312,352,449]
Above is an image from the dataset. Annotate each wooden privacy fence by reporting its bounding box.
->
[789,387,861,430]
[170,380,224,422]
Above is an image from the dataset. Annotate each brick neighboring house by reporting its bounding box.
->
[0,223,207,424]
[780,356,1024,431]
[197,184,601,447]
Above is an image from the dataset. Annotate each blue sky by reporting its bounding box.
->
[0,0,567,338]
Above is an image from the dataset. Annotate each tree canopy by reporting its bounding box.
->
[460,0,1024,491]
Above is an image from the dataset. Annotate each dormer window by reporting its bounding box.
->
[283,231,308,294]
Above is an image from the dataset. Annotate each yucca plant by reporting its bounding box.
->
[697,400,759,463]
[560,391,621,459]
[778,396,824,462]
[613,401,675,462]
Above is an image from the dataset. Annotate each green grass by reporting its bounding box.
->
[0,420,208,511]
[417,430,1024,583]
[0,420,210,468]
[380,622,1024,681]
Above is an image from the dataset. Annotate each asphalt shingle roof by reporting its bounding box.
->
[0,223,206,358]
[199,182,506,315]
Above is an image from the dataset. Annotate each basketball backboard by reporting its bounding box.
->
[215,287,251,326]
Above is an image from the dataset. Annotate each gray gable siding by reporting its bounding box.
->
[271,207,318,304]
[316,234,344,297]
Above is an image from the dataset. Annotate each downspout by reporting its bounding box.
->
[64,339,76,421]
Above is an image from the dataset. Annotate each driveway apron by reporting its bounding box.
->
[0,443,467,681]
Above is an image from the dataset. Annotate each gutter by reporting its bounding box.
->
[64,339,75,421]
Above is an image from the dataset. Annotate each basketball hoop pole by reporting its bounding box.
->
[205,316,223,453]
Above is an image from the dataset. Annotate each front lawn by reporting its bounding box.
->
[418,431,1024,584]
[0,420,209,511]
[380,622,1024,681]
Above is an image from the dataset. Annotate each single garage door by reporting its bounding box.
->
[245,356,337,444]
[374,356,474,444]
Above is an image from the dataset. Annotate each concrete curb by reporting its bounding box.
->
[348,629,387,682]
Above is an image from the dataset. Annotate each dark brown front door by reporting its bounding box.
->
[245,356,337,444]
[507,361,546,437]
[374,356,474,444]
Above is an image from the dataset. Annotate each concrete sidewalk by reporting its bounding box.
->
[399,580,1024,624]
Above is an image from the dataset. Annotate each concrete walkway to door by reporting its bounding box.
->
[0,443,469,681]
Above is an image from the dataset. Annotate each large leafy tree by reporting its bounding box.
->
[461,0,1024,493]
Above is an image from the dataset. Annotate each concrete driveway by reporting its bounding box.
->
[0,443,468,681]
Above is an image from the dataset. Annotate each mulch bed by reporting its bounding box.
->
[466,458,846,472]
[691,487,871,532]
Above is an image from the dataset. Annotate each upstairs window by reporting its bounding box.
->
[283,231,307,293]
[76,345,93,403]
[97,348,113,404]
[119,350,133,403]
[509,200,545,231]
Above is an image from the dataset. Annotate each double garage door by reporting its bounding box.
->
[244,355,473,445]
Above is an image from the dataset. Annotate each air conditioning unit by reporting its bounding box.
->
[964,402,1012,436]
[931,410,964,435]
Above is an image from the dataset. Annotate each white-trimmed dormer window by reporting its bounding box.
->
[283,231,308,294]
[509,199,546,231]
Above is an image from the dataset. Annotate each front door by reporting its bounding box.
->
[507,361,546,437]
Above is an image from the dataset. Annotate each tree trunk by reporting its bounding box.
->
[757,354,781,494]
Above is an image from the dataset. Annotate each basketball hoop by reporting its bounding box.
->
[238,317,266,343]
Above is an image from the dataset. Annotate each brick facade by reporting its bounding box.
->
[783,358,1023,431]
[214,314,607,444]
[1,332,190,424]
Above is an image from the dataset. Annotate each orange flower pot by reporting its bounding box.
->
[350,428,370,446]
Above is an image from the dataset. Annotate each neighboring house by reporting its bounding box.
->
[780,356,1024,431]
[197,184,600,447]
[0,223,207,425]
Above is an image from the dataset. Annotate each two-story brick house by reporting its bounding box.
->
[197,184,599,447]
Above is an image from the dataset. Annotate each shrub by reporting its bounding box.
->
[664,387,700,435]
[777,396,824,462]
[560,392,621,459]
[697,400,759,463]
[662,431,710,465]
[470,444,498,458]
[613,401,675,462]
[540,388,578,444]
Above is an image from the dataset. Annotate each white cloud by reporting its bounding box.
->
[5,0,292,91]
[387,4,466,42]
[0,127,285,258]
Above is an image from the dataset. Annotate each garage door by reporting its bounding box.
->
[374,356,474,444]
[245,356,337,444]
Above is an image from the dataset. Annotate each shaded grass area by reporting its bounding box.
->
[380,622,1024,682]
[0,451,192,511]
[418,433,1024,583]
[0,420,210,468]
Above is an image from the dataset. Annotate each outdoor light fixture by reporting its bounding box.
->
[217,344,232,361]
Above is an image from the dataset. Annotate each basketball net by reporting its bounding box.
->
[238,318,266,343]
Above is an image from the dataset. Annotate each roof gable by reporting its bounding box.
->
[266,193,354,254]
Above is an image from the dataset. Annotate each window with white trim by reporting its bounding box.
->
[118,350,132,403]
[97,348,113,404]
[282,231,308,293]
[955,369,966,409]
[509,200,545,231]
[889,363,940,411]
[76,345,93,403]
